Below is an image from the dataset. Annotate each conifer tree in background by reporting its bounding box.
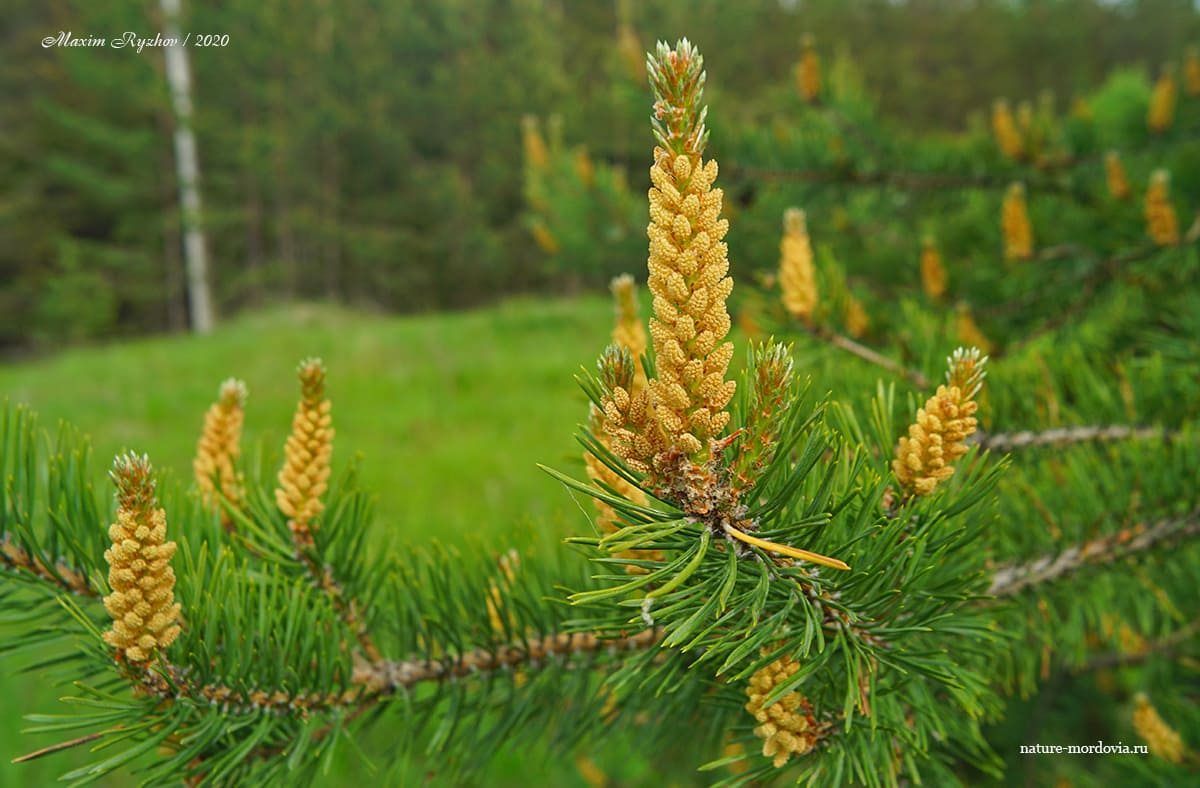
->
[3,32,1200,788]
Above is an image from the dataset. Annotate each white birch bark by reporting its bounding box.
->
[160,0,214,333]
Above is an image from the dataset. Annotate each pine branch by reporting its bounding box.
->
[971,425,1173,452]
[726,162,1092,204]
[353,628,663,692]
[297,552,382,662]
[1078,617,1200,673]
[988,507,1200,597]
[804,324,930,389]
[727,124,1200,198]
[983,232,1199,322]
[0,535,95,598]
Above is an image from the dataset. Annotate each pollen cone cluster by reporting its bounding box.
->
[992,99,1024,161]
[521,115,549,171]
[590,278,657,569]
[1002,182,1034,261]
[1147,68,1177,134]
[956,304,993,356]
[584,418,660,573]
[610,274,648,388]
[893,348,986,497]
[1144,170,1180,247]
[103,454,182,664]
[796,35,821,102]
[616,23,644,83]
[1133,693,1186,764]
[193,378,247,526]
[745,653,823,768]
[1104,151,1131,200]
[530,220,560,255]
[779,208,818,320]
[1186,47,1200,97]
[642,39,736,461]
[276,358,334,547]
[844,294,870,338]
[920,235,947,300]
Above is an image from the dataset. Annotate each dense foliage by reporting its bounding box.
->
[3,0,1200,348]
[1,5,1198,787]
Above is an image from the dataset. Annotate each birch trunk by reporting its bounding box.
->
[160,0,214,333]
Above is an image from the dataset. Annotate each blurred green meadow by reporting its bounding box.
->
[0,296,686,787]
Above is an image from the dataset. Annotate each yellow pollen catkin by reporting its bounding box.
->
[103,454,182,664]
[1148,69,1177,134]
[193,378,247,527]
[616,22,643,83]
[1002,182,1034,261]
[521,115,549,171]
[745,653,822,768]
[610,274,648,388]
[796,35,821,103]
[779,208,818,320]
[584,419,661,573]
[530,220,560,255]
[956,304,993,355]
[1105,151,1131,200]
[844,294,870,338]
[1145,170,1180,246]
[1186,47,1200,97]
[574,148,595,187]
[644,41,736,462]
[276,358,334,547]
[992,99,1024,160]
[1133,693,1186,764]
[893,348,986,497]
[920,235,947,300]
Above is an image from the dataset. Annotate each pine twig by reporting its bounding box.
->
[352,628,664,692]
[1078,618,1200,672]
[804,324,930,389]
[0,536,95,597]
[296,552,382,663]
[988,507,1200,597]
[971,425,1173,452]
[726,162,1088,202]
[12,730,113,764]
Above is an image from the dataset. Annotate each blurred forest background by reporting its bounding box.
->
[2,0,1199,351]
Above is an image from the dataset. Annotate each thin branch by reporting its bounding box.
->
[971,425,1173,452]
[726,124,1200,199]
[0,536,96,598]
[297,553,382,662]
[988,507,1200,597]
[804,324,930,389]
[354,628,664,692]
[12,730,113,763]
[129,627,666,718]
[983,233,1198,322]
[1077,618,1200,673]
[726,162,1090,203]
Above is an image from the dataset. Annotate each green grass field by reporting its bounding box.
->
[0,296,687,787]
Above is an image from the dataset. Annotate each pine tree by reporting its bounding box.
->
[3,32,1200,788]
